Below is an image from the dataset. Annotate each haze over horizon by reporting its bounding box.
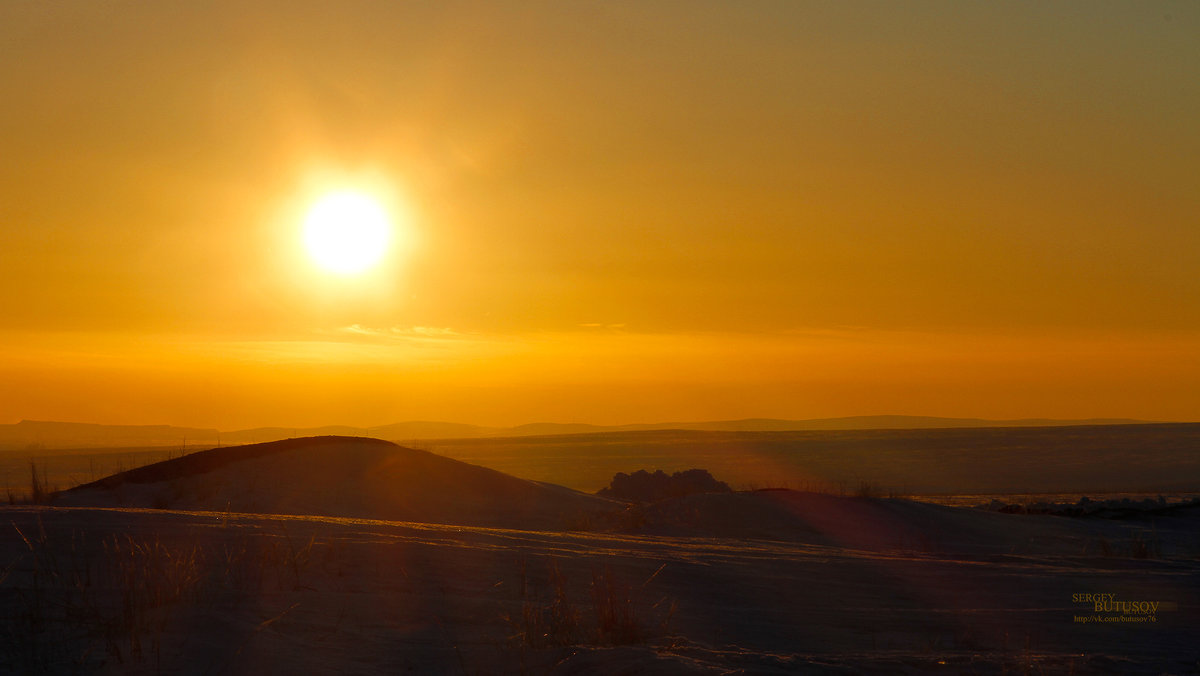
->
[0,414,1181,448]
[3,3,1198,429]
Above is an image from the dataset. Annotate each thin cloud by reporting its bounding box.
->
[333,325,462,341]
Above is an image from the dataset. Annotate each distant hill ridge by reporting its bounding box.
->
[66,436,396,490]
[57,436,619,530]
[0,415,1158,450]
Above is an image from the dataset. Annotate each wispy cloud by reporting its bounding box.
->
[335,325,462,341]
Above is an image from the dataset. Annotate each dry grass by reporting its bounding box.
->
[1086,529,1162,559]
[28,462,54,505]
[0,519,319,673]
[514,559,579,647]
[5,521,677,672]
[508,559,674,648]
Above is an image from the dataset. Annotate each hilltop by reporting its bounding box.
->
[56,436,619,530]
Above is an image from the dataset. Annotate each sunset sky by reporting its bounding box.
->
[2,2,1197,429]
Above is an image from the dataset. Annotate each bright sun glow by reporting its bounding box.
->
[303,191,392,274]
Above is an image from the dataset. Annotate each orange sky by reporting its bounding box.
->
[2,2,1197,428]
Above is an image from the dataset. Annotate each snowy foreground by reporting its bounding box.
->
[2,504,1196,675]
[0,438,1196,674]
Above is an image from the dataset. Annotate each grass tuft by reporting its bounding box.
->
[508,559,674,648]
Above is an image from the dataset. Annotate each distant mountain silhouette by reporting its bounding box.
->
[0,415,1158,450]
[0,419,221,450]
[613,415,1155,433]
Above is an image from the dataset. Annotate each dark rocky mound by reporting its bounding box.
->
[597,468,731,503]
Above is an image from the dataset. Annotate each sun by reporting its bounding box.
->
[302,191,392,274]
